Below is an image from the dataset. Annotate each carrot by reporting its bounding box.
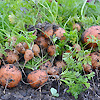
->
[90,52,100,70]
[39,60,52,70]
[21,49,34,77]
[54,27,66,40]
[0,60,1,66]
[73,23,81,31]
[15,43,25,54]
[5,50,19,64]
[22,42,29,49]
[27,70,48,88]
[24,49,34,64]
[8,36,17,46]
[36,36,48,48]
[32,44,40,57]
[0,64,22,88]
[42,28,53,38]
[47,66,60,75]
[0,53,3,58]
[72,44,81,52]
[83,64,92,73]
[47,45,56,56]
[55,61,66,68]
[81,25,100,48]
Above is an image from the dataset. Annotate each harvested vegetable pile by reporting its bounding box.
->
[0,21,99,99]
[1,0,100,100]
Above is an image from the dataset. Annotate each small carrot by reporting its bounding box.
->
[24,49,34,64]
[22,49,34,77]
[32,44,40,57]
[47,45,56,56]
[15,43,25,54]
[5,50,19,64]
[36,36,48,48]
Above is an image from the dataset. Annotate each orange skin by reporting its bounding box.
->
[8,36,17,46]
[27,70,48,88]
[73,44,81,52]
[0,60,1,66]
[65,50,72,53]
[39,60,52,70]
[90,52,100,70]
[22,42,29,49]
[55,61,66,68]
[47,45,56,56]
[24,49,34,63]
[36,36,48,48]
[54,27,66,40]
[5,50,19,64]
[81,26,100,48]
[0,64,22,88]
[83,64,92,73]
[0,53,3,58]
[47,66,60,75]
[32,44,40,56]
[15,43,25,54]
[73,23,81,31]
[42,28,53,38]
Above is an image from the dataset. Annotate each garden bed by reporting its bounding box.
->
[0,0,100,100]
[0,70,100,100]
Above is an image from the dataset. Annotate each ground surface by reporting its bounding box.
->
[0,70,100,100]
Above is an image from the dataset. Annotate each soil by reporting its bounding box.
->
[0,69,100,100]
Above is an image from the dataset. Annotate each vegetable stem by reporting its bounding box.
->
[81,0,87,16]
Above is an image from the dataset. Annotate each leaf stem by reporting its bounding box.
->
[81,0,87,16]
